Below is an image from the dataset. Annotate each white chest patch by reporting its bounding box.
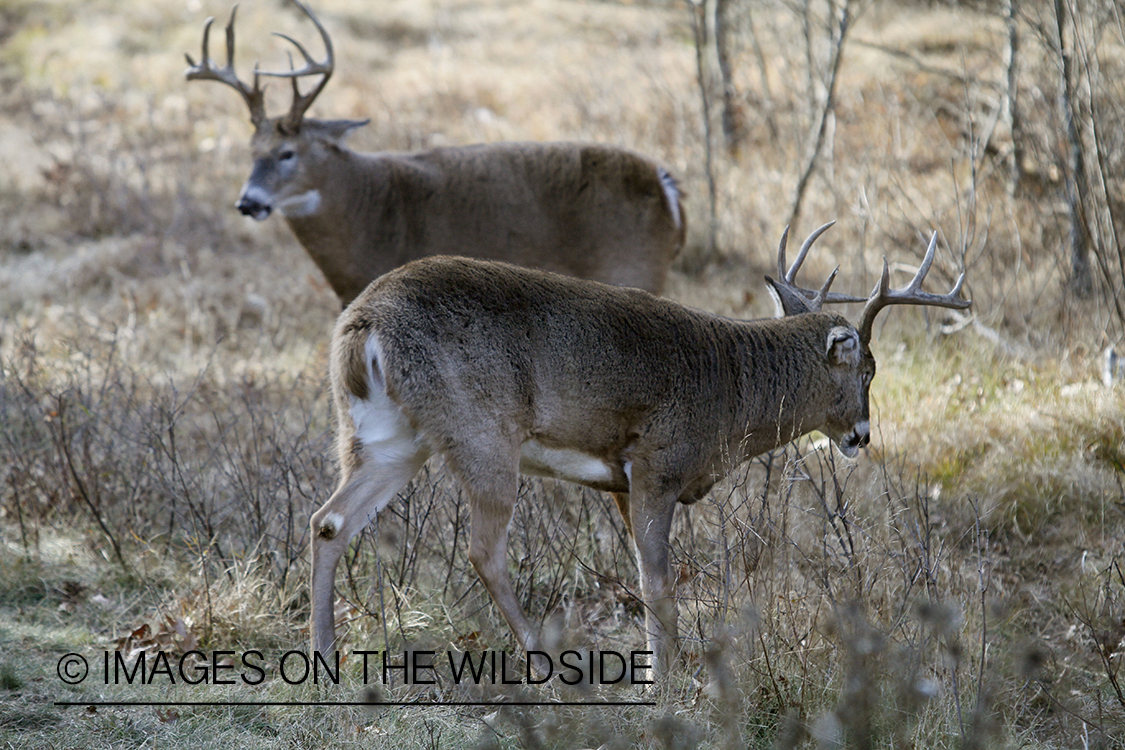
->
[519,440,615,486]
[277,189,322,218]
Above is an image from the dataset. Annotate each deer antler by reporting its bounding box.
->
[184,4,267,127]
[767,221,866,315]
[255,0,335,134]
[857,231,971,344]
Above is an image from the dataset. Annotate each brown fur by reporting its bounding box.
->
[312,256,877,670]
[187,3,685,306]
[337,258,869,483]
[248,129,686,304]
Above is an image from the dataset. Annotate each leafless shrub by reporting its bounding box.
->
[0,324,333,640]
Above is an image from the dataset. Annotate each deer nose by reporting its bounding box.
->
[840,420,870,456]
[236,195,272,220]
[853,420,870,448]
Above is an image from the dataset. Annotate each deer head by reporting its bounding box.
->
[185,1,368,220]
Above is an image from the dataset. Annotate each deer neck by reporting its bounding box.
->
[731,315,837,457]
[283,150,395,306]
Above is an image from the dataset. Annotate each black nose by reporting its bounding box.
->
[236,196,271,218]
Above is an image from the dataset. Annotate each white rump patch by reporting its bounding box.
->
[345,389,426,517]
[658,168,682,230]
[276,189,322,218]
[348,333,423,478]
[520,440,615,486]
[349,393,417,450]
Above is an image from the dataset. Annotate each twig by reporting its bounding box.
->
[786,0,851,233]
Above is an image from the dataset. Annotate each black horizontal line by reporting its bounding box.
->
[54,700,655,707]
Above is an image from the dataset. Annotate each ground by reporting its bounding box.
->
[1,0,1123,747]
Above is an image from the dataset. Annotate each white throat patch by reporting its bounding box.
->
[277,190,322,218]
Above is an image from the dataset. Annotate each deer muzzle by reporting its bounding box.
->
[236,193,272,221]
[839,420,870,458]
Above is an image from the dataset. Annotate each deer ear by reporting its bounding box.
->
[765,276,815,317]
[826,326,860,366]
[305,118,370,145]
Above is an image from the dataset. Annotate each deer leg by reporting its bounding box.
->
[310,445,428,656]
[611,492,633,537]
[460,462,543,656]
[628,489,679,673]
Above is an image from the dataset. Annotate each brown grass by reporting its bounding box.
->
[2,0,1124,748]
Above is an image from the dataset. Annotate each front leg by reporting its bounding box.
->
[628,487,680,674]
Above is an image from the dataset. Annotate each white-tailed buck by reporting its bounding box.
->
[185,1,685,304]
[310,223,970,671]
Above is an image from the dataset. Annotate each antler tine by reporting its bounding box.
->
[255,0,335,132]
[183,12,215,71]
[184,5,265,125]
[818,266,841,301]
[775,224,792,281]
[772,221,865,313]
[785,220,836,284]
[264,31,331,78]
[185,5,267,126]
[857,231,972,344]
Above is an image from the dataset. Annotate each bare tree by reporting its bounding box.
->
[690,0,720,266]
[785,0,856,234]
[715,0,743,152]
[1053,0,1093,298]
[1004,0,1024,196]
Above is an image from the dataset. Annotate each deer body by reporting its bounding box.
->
[245,136,685,304]
[312,256,878,668]
[188,2,684,304]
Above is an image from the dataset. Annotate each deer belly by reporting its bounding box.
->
[518,439,629,492]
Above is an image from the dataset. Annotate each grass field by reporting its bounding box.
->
[1,0,1124,747]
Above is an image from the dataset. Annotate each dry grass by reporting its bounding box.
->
[2,0,1124,747]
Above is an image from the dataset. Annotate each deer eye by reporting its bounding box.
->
[278,149,296,161]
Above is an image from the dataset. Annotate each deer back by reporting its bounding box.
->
[332,257,870,500]
[276,141,684,304]
[188,3,684,304]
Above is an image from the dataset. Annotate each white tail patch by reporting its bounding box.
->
[658,168,682,231]
[348,334,418,462]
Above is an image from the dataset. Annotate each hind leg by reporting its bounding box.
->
[465,475,544,655]
[441,429,545,655]
[310,437,429,656]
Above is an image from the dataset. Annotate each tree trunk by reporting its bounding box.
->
[1055,0,1093,297]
